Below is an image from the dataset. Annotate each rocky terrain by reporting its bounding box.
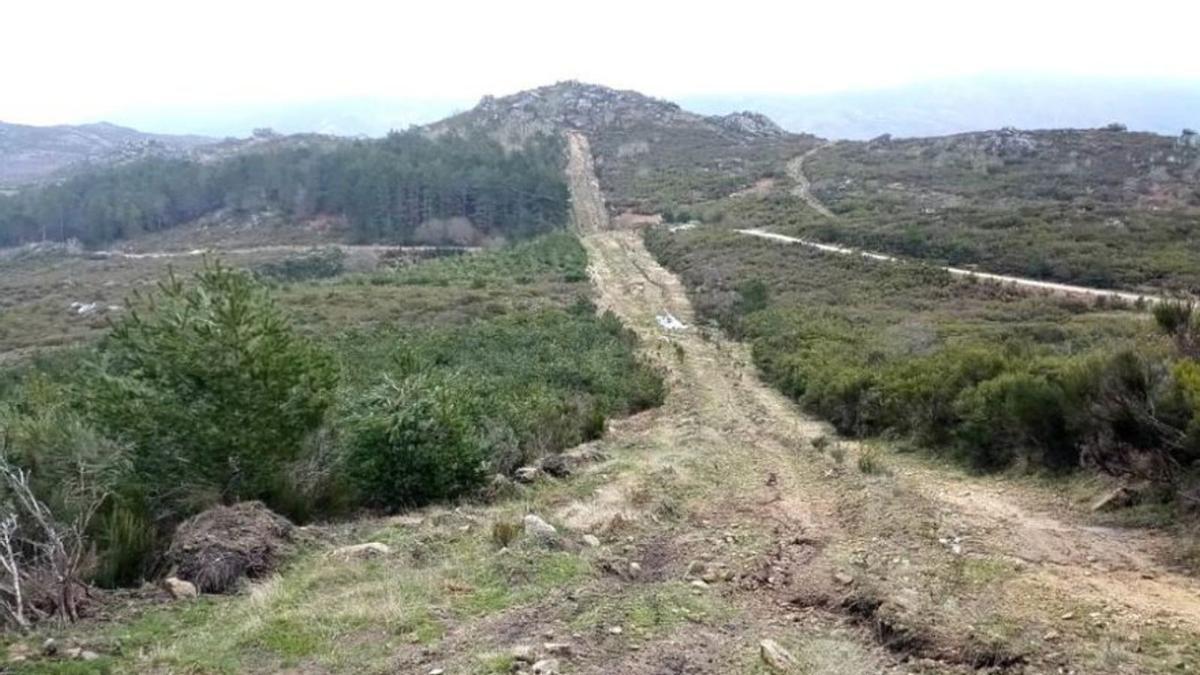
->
[431,81,815,213]
[0,120,214,188]
[427,80,786,147]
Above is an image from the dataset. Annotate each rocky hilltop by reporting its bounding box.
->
[427,81,786,147]
[427,81,809,212]
[0,121,216,188]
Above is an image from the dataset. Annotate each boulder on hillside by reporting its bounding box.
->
[538,454,572,478]
[523,514,559,546]
[166,501,294,594]
[161,576,198,600]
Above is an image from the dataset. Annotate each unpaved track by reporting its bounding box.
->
[764,146,1166,305]
[786,144,836,218]
[739,227,1163,305]
[565,132,1200,672]
[565,131,608,235]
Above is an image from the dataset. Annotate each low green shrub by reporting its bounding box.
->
[380,232,587,287]
[955,371,1072,470]
[857,450,888,475]
[92,500,159,588]
[342,374,485,509]
[255,247,346,282]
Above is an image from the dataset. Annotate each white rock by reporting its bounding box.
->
[523,514,558,545]
[532,658,560,674]
[656,313,687,331]
[581,534,601,547]
[759,639,797,672]
[330,542,391,560]
[514,466,541,483]
[163,576,198,599]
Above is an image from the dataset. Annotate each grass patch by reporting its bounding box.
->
[10,519,591,673]
[856,450,889,476]
[367,232,587,287]
[569,582,732,638]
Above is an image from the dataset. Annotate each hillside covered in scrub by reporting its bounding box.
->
[0,232,663,590]
[794,127,1200,292]
[430,81,823,214]
[0,120,216,189]
[1,82,1199,674]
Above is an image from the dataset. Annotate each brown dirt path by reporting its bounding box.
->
[785,145,836,219]
[561,131,1200,672]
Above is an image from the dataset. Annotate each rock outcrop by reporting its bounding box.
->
[426,81,788,147]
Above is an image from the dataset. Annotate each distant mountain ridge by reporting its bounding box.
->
[0,120,215,188]
[680,76,1200,140]
[6,78,1198,202]
[79,76,1200,142]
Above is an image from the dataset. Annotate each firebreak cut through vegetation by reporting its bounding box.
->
[1,121,1197,674]
[0,82,1198,672]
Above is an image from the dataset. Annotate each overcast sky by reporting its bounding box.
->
[5,0,1199,125]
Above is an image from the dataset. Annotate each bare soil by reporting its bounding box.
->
[785,146,835,218]
[536,134,1200,672]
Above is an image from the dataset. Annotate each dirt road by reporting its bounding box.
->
[555,133,1200,672]
[565,131,609,235]
[743,145,1168,305]
[738,227,1162,305]
[785,144,836,218]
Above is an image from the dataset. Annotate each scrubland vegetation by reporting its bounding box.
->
[792,129,1200,292]
[590,125,815,213]
[646,225,1200,509]
[0,234,662,612]
[3,83,1200,672]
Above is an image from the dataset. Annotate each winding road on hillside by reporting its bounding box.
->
[738,227,1162,305]
[751,145,1168,305]
[786,144,836,218]
[548,131,1200,672]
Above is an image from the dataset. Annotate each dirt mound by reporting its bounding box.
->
[166,501,294,594]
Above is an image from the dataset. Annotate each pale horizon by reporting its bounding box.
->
[6,0,1199,127]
